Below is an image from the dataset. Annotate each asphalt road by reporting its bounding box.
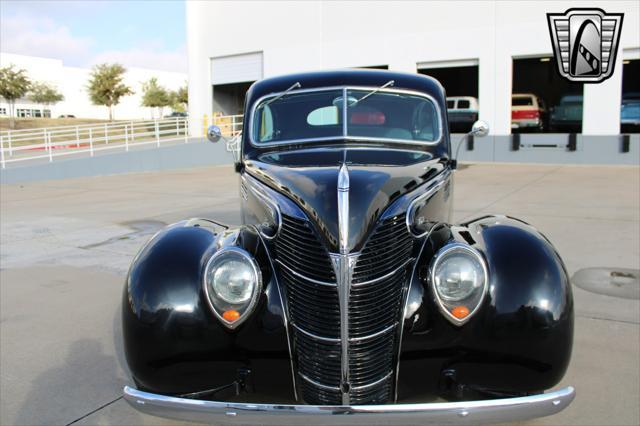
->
[1,163,638,425]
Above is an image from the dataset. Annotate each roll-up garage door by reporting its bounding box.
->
[211,52,263,85]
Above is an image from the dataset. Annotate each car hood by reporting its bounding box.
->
[244,147,446,252]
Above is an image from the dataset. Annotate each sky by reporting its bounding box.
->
[0,0,187,73]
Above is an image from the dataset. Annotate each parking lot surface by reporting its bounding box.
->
[1,163,639,425]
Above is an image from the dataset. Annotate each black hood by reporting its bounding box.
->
[244,148,445,252]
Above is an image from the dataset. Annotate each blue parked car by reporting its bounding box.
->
[621,92,640,132]
[550,95,583,132]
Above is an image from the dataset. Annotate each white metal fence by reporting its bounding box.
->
[0,118,189,169]
[210,114,243,138]
[0,114,249,169]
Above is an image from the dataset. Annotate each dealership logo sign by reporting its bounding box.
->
[547,8,623,83]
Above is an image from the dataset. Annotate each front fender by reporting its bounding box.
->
[399,216,573,398]
[122,219,293,397]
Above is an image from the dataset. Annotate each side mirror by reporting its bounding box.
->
[470,120,489,137]
[451,120,491,170]
[207,125,222,143]
[206,125,243,171]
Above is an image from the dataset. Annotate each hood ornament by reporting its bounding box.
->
[337,162,350,254]
[333,160,356,404]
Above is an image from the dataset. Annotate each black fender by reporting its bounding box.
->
[122,219,293,398]
[398,215,573,399]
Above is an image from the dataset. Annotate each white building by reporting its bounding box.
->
[186,0,640,136]
[0,52,187,120]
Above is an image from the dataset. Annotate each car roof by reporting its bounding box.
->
[512,93,537,98]
[245,69,447,109]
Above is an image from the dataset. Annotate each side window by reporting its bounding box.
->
[447,100,455,109]
[413,100,437,141]
[307,106,339,126]
[457,100,470,109]
[257,105,274,141]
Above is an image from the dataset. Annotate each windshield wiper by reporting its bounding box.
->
[351,80,395,106]
[261,82,302,108]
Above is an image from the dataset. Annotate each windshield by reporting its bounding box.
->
[252,88,441,145]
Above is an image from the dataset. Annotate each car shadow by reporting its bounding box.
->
[13,339,119,426]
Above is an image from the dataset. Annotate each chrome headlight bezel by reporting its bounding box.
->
[429,242,489,325]
[203,246,262,329]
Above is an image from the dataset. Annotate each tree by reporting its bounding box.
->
[28,82,64,113]
[176,84,188,107]
[0,65,32,129]
[169,83,188,113]
[141,77,171,118]
[87,63,133,121]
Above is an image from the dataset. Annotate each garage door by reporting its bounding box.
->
[211,52,263,85]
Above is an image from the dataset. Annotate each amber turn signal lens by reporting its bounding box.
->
[223,310,241,322]
[451,306,470,319]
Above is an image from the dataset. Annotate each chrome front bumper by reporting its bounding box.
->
[124,385,575,425]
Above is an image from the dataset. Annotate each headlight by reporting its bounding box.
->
[212,259,256,303]
[430,243,488,325]
[204,247,262,329]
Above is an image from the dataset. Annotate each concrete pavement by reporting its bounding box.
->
[1,163,638,425]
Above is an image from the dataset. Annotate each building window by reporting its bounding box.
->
[16,109,47,118]
[0,107,6,116]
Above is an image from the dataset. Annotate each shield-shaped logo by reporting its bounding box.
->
[547,8,624,83]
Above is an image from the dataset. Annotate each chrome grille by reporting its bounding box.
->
[277,214,342,404]
[282,267,340,338]
[277,213,413,405]
[350,374,393,404]
[295,336,341,385]
[300,382,342,405]
[277,215,335,283]
[349,215,413,404]
[349,270,407,338]
[353,216,414,283]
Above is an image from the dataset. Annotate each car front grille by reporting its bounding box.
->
[348,215,413,404]
[276,213,413,405]
[276,215,342,404]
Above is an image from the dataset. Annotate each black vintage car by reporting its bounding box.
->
[122,70,574,424]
